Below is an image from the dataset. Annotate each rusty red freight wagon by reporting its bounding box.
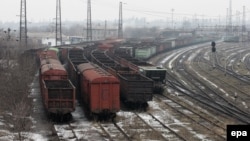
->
[40,80,76,115]
[39,49,58,61]
[40,58,62,67]
[38,49,76,116]
[40,64,68,81]
[77,63,120,115]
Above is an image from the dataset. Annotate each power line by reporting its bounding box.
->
[124,7,227,18]
[80,0,250,21]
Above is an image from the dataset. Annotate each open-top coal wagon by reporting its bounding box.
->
[109,47,166,93]
[91,49,153,104]
[40,79,75,115]
[67,47,89,89]
[39,48,76,116]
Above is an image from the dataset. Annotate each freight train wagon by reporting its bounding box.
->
[77,63,120,115]
[67,47,88,89]
[39,49,76,115]
[40,79,75,115]
[67,48,120,116]
[39,49,59,61]
[39,50,68,94]
[91,49,153,104]
[117,73,153,103]
[109,47,166,93]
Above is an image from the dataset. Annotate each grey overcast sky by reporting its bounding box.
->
[0,0,249,22]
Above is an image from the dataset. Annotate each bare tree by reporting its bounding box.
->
[0,41,38,140]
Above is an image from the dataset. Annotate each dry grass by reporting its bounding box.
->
[0,41,39,140]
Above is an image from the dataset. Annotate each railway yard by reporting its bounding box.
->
[0,40,250,141]
[2,0,250,140]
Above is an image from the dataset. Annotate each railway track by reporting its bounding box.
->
[51,42,250,141]
[116,111,166,141]
[196,50,250,110]
[242,51,250,73]
[51,100,191,141]
[149,42,249,123]
[154,94,226,140]
[172,47,250,123]
[54,123,78,140]
[28,42,250,140]
[215,44,250,83]
[135,112,186,141]
[146,99,223,141]
[97,120,130,141]
[197,44,250,105]
[97,110,199,141]
[96,111,170,141]
[52,103,105,140]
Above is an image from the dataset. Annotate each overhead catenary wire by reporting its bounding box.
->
[78,0,250,22]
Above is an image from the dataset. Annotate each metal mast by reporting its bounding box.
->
[228,0,232,33]
[242,6,246,32]
[19,0,27,48]
[104,20,107,39]
[118,2,123,39]
[56,0,62,46]
[171,9,174,30]
[87,0,92,41]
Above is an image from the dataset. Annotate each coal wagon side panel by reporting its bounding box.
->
[42,80,76,115]
[67,59,79,87]
[68,48,89,89]
[118,74,153,103]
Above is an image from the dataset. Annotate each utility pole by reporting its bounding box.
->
[242,6,246,32]
[226,8,229,36]
[19,0,27,48]
[211,41,216,68]
[225,0,233,40]
[228,0,232,33]
[56,0,62,46]
[118,2,123,39]
[87,0,92,41]
[104,20,107,39]
[241,6,246,43]
[236,11,240,36]
[171,9,174,30]
[5,28,11,41]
